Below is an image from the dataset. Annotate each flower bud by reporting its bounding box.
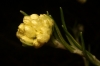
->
[16,14,54,48]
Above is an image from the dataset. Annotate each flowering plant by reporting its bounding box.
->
[16,7,100,66]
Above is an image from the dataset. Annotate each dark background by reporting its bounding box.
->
[0,0,100,66]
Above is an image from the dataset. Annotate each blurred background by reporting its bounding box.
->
[0,0,100,66]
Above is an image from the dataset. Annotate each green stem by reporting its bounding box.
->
[80,32,100,66]
[60,7,81,50]
[47,11,74,52]
[54,21,74,52]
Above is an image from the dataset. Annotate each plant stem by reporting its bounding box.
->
[83,57,89,66]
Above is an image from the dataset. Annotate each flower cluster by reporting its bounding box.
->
[16,14,54,48]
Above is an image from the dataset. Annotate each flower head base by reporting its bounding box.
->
[16,14,54,48]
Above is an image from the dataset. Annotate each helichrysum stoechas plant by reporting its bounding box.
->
[16,7,100,66]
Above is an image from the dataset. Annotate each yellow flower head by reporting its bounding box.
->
[16,14,54,48]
